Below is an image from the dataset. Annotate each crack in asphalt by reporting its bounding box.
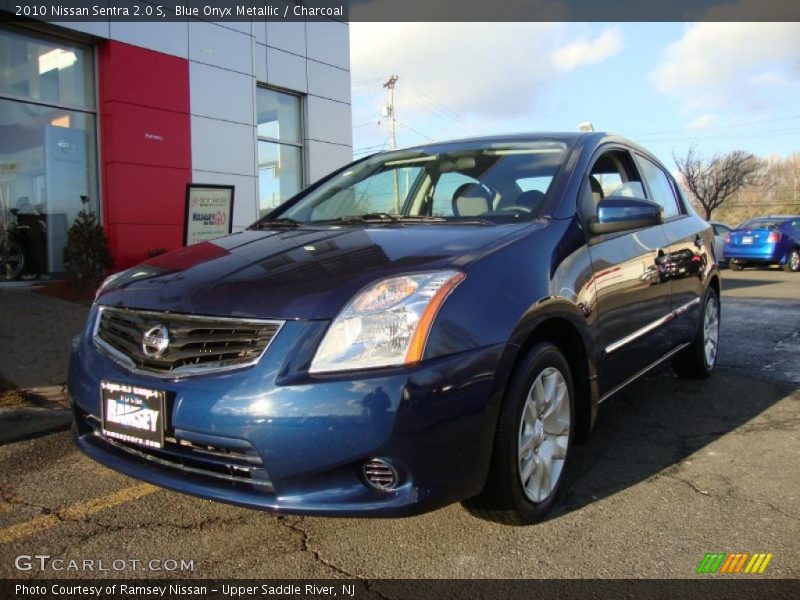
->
[278,516,392,600]
[0,488,68,522]
[659,472,800,523]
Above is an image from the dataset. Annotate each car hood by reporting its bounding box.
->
[98,223,537,320]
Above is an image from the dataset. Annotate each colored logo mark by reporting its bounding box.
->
[697,552,773,574]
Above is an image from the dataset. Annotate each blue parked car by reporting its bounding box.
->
[723,215,800,272]
[70,133,721,524]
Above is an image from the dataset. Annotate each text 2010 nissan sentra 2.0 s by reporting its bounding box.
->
[69,133,720,524]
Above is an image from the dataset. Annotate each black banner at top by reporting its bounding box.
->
[0,0,798,23]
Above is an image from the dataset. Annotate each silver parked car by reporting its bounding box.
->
[710,221,732,266]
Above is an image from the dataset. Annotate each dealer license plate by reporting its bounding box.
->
[101,381,165,448]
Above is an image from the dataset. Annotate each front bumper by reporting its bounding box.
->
[69,309,506,517]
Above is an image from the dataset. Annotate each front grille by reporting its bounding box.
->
[77,408,274,491]
[94,307,282,377]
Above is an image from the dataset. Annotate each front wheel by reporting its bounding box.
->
[783,249,800,273]
[463,342,574,525]
[672,288,720,379]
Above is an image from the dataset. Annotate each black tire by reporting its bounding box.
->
[463,342,575,525]
[729,262,743,271]
[672,288,720,380]
[783,248,800,273]
[0,240,25,281]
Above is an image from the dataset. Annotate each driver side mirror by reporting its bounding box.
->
[588,197,662,235]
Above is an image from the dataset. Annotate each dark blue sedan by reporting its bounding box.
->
[69,133,721,524]
[723,215,800,272]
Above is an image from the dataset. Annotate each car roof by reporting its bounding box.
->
[399,131,662,165]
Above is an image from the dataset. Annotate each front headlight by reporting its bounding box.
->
[309,270,465,373]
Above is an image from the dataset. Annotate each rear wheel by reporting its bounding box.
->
[672,288,720,379]
[783,249,800,273]
[463,342,574,525]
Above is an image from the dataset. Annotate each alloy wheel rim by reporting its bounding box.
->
[703,295,720,368]
[791,252,799,271]
[517,366,570,503]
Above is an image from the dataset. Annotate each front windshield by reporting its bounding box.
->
[262,140,569,225]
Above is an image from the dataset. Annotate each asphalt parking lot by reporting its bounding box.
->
[0,268,798,581]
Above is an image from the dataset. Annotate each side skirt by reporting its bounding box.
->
[598,342,691,404]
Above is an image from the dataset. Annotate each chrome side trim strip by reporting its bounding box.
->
[605,297,700,355]
[598,341,691,404]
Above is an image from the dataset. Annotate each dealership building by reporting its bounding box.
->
[0,17,353,276]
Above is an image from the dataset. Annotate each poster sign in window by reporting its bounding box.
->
[184,184,234,246]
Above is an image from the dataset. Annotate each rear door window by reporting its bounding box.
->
[636,156,681,219]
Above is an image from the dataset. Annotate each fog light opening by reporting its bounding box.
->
[363,458,399,491]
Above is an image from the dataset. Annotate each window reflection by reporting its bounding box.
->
[0,26,94,109]
[256,87,303,217]
[0,27,97,280]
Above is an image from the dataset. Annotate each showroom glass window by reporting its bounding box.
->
[0,25,98,278]
[256,87,303,216]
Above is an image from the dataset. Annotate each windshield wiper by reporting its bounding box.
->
[317,213,451,225]
[250,217,301,229]
[345,212,400,223]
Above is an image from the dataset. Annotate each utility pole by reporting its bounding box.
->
[383,75,400,212]
[383,75,398,150]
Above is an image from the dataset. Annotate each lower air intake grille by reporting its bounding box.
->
[94,306,282,377]
[76,407,273,491]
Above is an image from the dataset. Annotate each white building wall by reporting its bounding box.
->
[187,20,353,230]
[58,19,353,231]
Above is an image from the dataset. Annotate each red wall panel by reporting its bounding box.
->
[102,102,191,169]
[98,41,191,270]
[97,42,189,113]
[104,163,188,225]
[106,224,184,268]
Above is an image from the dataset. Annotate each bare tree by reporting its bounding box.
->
[673,146,762,221]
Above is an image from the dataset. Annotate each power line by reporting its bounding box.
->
[395,86,483,136]
[351,77,385,87]
[394,88,480,136]
[403,81,483,132]
[397,120,434,141]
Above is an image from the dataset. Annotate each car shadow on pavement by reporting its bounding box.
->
[721,278,781,291]
[547,366,796,520]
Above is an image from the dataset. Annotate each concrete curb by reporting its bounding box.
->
[0,407,72,445]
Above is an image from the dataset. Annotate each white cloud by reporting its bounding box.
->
[650,23,800,112]
[551,27,623,72]
[350,23,565,121]
[685,114,716,130]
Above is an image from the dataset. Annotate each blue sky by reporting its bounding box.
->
[349,23,800,170]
